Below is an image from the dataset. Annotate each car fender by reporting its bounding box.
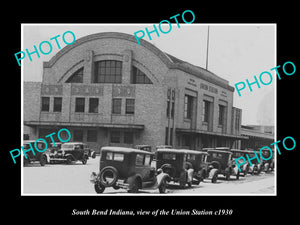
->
[232,166,239,175]
[126,174,142,189]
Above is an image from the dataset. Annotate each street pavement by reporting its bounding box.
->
[22,156,275,195]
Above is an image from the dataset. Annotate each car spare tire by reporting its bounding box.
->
[99,166,119,187]
[161,164,176,178]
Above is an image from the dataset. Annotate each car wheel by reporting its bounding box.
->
[66,155,73,164]
[23,157,29,167]
[236,171,239,180]
[211,171,218,183]
[94,182,105,194]
[159,178,167,194]
[179,171,187,188]
[128,179,139,193]
[82,158,87,165]
[225,168,230,180]
[40,155,47,166]
[99,166,119,187]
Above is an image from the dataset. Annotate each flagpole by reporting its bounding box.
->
[206,25,210,70]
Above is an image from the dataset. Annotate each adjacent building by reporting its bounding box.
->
[23,32,246,153]
[240,125,275,150]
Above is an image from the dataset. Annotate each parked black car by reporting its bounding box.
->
[90,147,170,194]
[49,142,89,164]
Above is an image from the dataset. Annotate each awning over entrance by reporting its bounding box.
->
[24,121,144,130]
[176,128,248,140]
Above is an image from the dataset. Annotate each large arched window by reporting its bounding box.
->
[93,60,122,83]
[66,67,84,83]
[131,66,153,84]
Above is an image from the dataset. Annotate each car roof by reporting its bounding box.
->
[156,148,204,155]
[61,142,84,145]
[207,149,232,154]
[230,149,249,153]
[23,140,45,144]
[101,146,154,155]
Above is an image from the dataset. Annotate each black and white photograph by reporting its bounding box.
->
[21,24,276,195]
[4,6,298,224]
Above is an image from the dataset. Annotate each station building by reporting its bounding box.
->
[23,32,246,153]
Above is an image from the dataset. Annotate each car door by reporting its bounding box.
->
[135,153,154,182]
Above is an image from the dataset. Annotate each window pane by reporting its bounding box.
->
[89,98,99,113]
[162,153,176,160]
[114,153,124,161]
[144,155,151,166]
[93,60,122,83]
[41,97,50,112]
[126,99,135,114]
[74,130,83,142]
[87,130,97,142]
[110,131,121,143]
[136,154,144,165]
[106,152,113,160]
[53,97,62,112]
[112,99,122,114]
[75,98,85,112]
[66,68,83,83]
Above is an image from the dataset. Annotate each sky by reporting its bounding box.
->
[22,24,276,126]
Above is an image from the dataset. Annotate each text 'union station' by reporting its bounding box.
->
[24,32,246,153]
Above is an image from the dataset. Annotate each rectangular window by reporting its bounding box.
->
[114,153,124,161]
[75,98,85,113]
[184,95,193,119]
[203,100,210,122]
[94,60,122,83]
[110,131,121,143]
[124,132,134,144]
[112,98,122,114]
[218,105,225,125]
[105,152,124,161]
[89,98,99,113]
[87,130,97,142]
[73,130,83,142]
[162,153,176,160]
[53,97,62,112]
[136,154,144,166]
[41,97,50,112]
[144,155,151,166]
[125,99,135,114]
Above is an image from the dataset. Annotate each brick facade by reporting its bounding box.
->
[24,32,244,153]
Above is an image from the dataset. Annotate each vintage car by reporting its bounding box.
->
[260,148,275,173]
[49,142,90,164]
[246,150,263,175]
[90,147,170,194]
[23,140,48,166]
[206,147,240,180]
[156,145,172,150]
[135,145,152,152]
[156,148,218,188]
[230,149,250,176]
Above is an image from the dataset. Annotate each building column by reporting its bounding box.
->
[122,50,132,84]
[83,50,94,83]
